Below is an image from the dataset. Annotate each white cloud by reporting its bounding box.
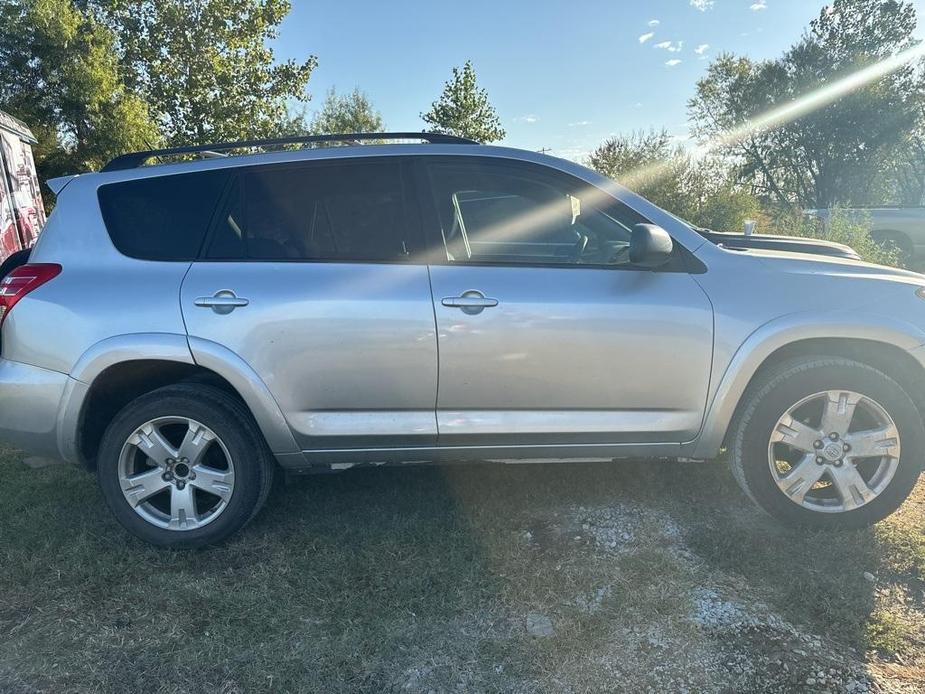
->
[568,120,592,127]
[514,114,539,123]
[690,0,714,10]
[694,43,710,55]
[553,147,592,162]
[750,0,767,10]
[648,19,660,27]
[655,40,684,52]
[639,32,655,44]
[665,59,683,67]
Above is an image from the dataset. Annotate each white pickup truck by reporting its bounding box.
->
[806,207,925,264]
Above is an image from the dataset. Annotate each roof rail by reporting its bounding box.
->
[101,132,479,172]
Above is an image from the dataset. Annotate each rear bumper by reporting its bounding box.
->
[0,358,70,460]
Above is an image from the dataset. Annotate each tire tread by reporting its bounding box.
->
[728,356,922,528]
[97,382,276,547]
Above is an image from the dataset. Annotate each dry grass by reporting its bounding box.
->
[0,446,923,692]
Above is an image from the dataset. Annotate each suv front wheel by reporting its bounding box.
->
[730,357,924,528]
[97,384,275,547]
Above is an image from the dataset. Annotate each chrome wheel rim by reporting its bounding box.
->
[118,417,235,531]
[767,390,900,514]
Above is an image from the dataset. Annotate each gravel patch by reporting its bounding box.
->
[539,501,883,693]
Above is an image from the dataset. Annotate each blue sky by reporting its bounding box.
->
[275,0,925,160]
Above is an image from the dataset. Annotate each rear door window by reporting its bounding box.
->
[206,159,416,262]
[98,170,229,261]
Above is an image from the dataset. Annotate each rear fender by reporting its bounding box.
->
[60,333,298,461]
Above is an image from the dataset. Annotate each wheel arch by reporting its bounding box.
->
[870,228,915,261]
[61,334,298,468]
[693,315,925,459]
[870,228,913,246]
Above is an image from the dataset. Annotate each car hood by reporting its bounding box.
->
[701,230,860,260]
[739,247,925,285]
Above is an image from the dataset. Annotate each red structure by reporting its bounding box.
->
[0,110,45,261]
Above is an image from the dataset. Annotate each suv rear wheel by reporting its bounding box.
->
[97,383,274,547]
[730,357,923,528]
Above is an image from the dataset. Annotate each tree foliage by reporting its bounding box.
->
[310,87,384,135]
[881,117,925,205]
[589,129,760,232]
[96,0,316,145]
[771,208,900,265]
[688,0,924,208]
[421,61,505,143]
[0,0,159,178]
[589,130,689,209]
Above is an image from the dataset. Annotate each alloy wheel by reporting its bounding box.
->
[117,416,236,530]
[767,390,900,513]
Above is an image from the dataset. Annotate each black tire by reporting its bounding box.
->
[729,357,924,529]
[97,383,275,547]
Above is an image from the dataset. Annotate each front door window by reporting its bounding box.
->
[426,160,650,266]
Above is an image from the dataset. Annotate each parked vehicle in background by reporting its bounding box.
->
[0,110,45,264]
[805,206,925,265]
[1,133,924,547]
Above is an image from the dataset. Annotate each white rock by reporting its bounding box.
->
[22,456,64,469]
[526,613,554,637]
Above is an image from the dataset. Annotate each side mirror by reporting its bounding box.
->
[629,224,674,268]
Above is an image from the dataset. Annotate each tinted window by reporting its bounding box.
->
[426,160,650,266]
[98,170,229,261]
[207,161,413,262]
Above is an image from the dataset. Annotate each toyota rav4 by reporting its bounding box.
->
[1,132,923,547]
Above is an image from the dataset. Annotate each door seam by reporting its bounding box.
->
[425,264,441,438]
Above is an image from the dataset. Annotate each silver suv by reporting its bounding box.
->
[1,133,924,547]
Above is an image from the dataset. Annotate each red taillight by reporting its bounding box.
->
[0,264,62,327]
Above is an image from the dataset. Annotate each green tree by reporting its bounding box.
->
[421,61,505,143]
[589,130,691,214]
[588,129,761,232]
[0,0,159,178]
[688,0,924,208]
[882,117,925,205]
[98,0,316,145]
[310,87,384,135]
[694,184,762,233]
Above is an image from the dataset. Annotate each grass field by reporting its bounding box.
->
[1,445,923,693]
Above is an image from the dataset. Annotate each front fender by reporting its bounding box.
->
[692,311,925,459]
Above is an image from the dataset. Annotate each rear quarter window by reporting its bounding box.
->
[98,170,229,260]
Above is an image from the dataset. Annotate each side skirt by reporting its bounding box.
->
[275,442,707,472]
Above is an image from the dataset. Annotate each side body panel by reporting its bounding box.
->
[9,175,192,376]
[181,262,439,450]
[429,265,714,445]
